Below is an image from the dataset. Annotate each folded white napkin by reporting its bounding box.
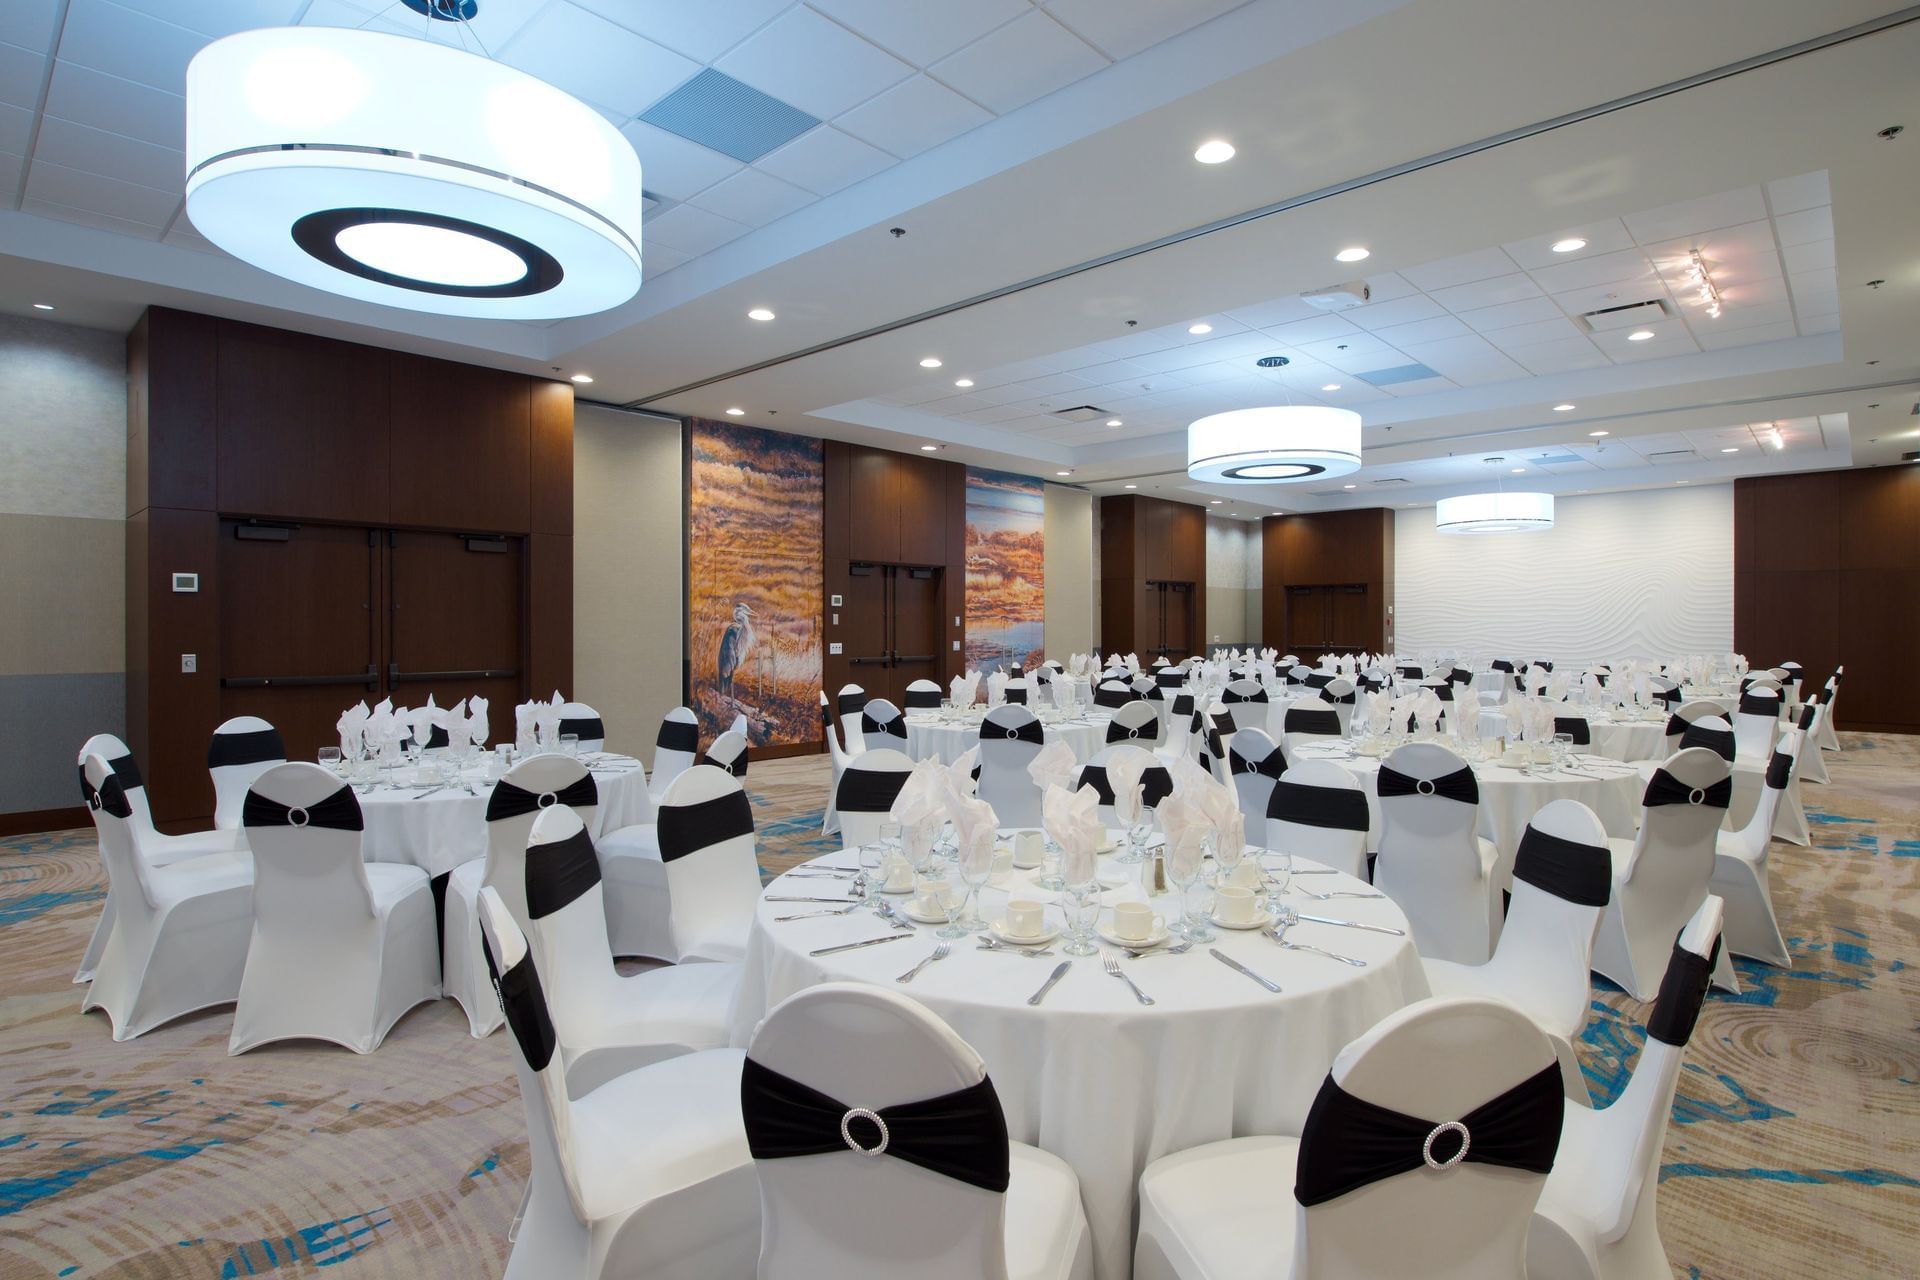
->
[1156,785,1209,884]
[1452,700,1481,740]
[950,671,980,706]
[1107,747,1150,826]
[1125,653,1142,674]
[337,701,370,757]
[947,745,980,798]
[406,695,445,749]
[514,702,537,752]
[467,696,489,748]
[445,697,470,752]
[1364,690,1392,736]
[890,758,949,848]
[1042,782,1103,886]
[986,671,1008,707]
[1503,694,1526,741]
[1027,740,1078,795]
[1414,688,1443,733]
[1547,671,1571,702]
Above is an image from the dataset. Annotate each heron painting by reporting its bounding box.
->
[717,602,756,697]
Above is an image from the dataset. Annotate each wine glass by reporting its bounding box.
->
[1037,831,1066,892]
[857,839,887,912]
[1261,844,1293,913]
[957,844,993,933]
[1059,857,1100,957]
[1173,833,1217,942]
[317,746,342,773]
[1553,732,1575,768]
[1215,826,1245,893]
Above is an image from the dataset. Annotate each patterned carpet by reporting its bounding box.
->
[1,739,1914,1279]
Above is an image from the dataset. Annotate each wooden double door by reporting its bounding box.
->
[841,562,944,707]
[1284,583,1372,664]
[217,521,526,760]
[1146,580,1195,659]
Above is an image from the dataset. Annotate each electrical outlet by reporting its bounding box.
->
[829,642,843,655]
[952,640,960,651]
[180,653,197,673]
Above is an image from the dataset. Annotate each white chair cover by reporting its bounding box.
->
[858,698,910,753]
[1817,669,1843,751]
[744,982,1092,1280]
[79,753,253,1041]
[837,683,871,756]
[1266,761,1369,882]
[1281,697,1343,760]
[208,715,285,831]
[557,701,607,753]
[229,762,438,1054]
[977,705,1046,828]
[650,707,700,803]
[1105,699,1160,748]
[1710,731,1797,967]
[904,678,944,712]
[1731,687,1780,762]
[473,887,760,1280]
[821,690,850,837]
[1224,728,1283,836]
[1075,744,1171,829]
[702,727,750,779]
[836,748,916,848]
[1792,696,1829,787]
[1372,742,1499,964]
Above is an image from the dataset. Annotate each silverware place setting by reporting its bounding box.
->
[1297,888,1386,901]
[1294,913,1406,936]
[1264,916,1367,966]
[1124,941,1193,960]
[895,943,951,983]
[1102,953,1154,1004]
[774,903,863,922]
[977,937,1055,957]
[1209,948,1282,992]
[810,934,913,958]
[1027,961,1072,1006]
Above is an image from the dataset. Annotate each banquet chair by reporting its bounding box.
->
[1323,678,1357,734]
[1526,898,1724,1280]
[1421,800,1612,1099]
[836,748,916,848]
[1105,699,1160,746]
[978,705,1047,828]
[1094,679,1135,710]
[743,982,1093,1280]
[1817,668,1843,752]
[1793,696,1829,786]
[650,707,700,803]
[838,683,871,755]
[1266,762,1370,882]
[859,699,910,752]
[1220,679,1268,736]
[1155,668,1186,691]
[1679,714,1735,763]
[72,734,241,984]
[1134,996,1562,1280]
[558,702,607,753]
[1731,687,1780,762]
[447,754,601,1036]
[475,888,760,1280]
[1552,716,1592,747]
[703,728,750,779]
[1190,706,1232,783]
[79,754,254,1041]
[821,691,851,837]
[208,715,286,831]
[1371,742,1500,964]
[1281,699,1344,760]
[1776,661,1803,714]
[1075,744,1173,829]
[904,678,943,712]
[1005,678,1032,705]
[229,762,438,1055]
[1162,692,1198,760]
[519,807,739,1095]
[1709,731,1798,967]
[1593,747,1739,1000]
[1636,699,1725,780]
[639,765,763,964]
[1226,728,1284,835]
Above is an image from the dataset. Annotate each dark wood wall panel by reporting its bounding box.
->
[530,379,574,535]
[135,507,223,823]
[527,533,574,698]
[127,308,218,514]
[388,354,531,532]
[1261,508,1394,661]
[1098,495,1207,658]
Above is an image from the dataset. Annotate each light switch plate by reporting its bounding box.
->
[180,653,197,673]
[171,572,198,593]
[829,642,843,655]
[831,612,839,626]
[952,640,960,651]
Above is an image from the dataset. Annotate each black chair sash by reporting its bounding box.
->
[1510,827,1609,907]
[525,826,601,919]
[1156,671,1185,689]
[1304,672,1336,692]
[208,727,286,768]
[1643,768,1732,810]
[1765,749,1793,790]
[1377,764,1478,806]
[1534,661,1555,673]
[1293,1062,1562,1207]
[703,745,748,778]
[1662,713,1690,739]
[904,688,942,710]
[1431,683,1455,703]
[558,715,605,742]
[1448,668,1474,687]
[488,946,557,1073]
[658,788,755,863]
[242,785,364,832]
[1229,747,1286,781]
[1655,687,1682,708]
[1093,684,1132,709]
[981,718,1044,746]
[78,753,143,808]
[860,711,908,743]
[821,699,833,729]
[91,775,134,819]
[837,690,869,717]
[1170,693,1196,720]
[1269,780,1369,832]
[1144,685,1166,703]
[1396,666,1422,680]
[1004,685,1028,705]
[1491,660,1515,674]
[740,1057,1010,1194]
[1356,675,1385,694]
[838,767,910,814]
[1737,693,1779,718]
[1076,763,1174,809]
[416,725,450,750]
[1679,724,1735,762]
[487,773,599,822]
[1105,714,1158,744]
[1191,713,1225,762]
[1796,701,1818,732]
[1645,938,1722,1048]
[1552,716,1592,746]
[1222,686,1269,704]
[657,718,699,755]
[1284,708,1341,736]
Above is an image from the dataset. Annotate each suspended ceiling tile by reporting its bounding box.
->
[928,9,1106,115]
[567,0,790,63]
[501,2,699,116]
[754,125,894,196]
[717,5,912,120]
[811,0,1028,68]
[833,73,992,159]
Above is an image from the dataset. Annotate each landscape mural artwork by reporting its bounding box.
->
[687,420,823,749]
[964,467,1045,674]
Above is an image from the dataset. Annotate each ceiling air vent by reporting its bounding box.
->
[1357,363,1440,386]
[1644,449,1697,464]
[1576,298,1672,333]
[1530,452,1585,466]
[637,69,820,163]
[1048,405,1111,423]
[1370,477,1409,485]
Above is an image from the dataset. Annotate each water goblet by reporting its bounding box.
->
[1261,844,1293,910]
[560,733,580,757]
[1060,879,1100,957]
[1553,732,1575,768]
[857,841,888,912]
[318,746,342,773]
[1037,833,1067,892]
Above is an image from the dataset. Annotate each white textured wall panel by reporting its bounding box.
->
[1393,485,1733,664]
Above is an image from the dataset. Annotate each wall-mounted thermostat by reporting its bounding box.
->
[830,594,843,607]
[172,572,199,593]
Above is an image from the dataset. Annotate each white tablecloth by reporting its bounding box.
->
[356,754,650,879]
[905,712,1111,765]
[729,846,1428,1280]
[1473,709,1670,763]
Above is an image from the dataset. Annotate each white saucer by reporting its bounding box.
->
[1097,920,1170,949]
[1096,866,1133,890]
[900,898,957,924]
[877,882,917,896]
[990,919,1062,947]
[1210,908,1275,931]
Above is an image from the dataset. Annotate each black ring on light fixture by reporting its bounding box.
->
[291,207,563,298]
[1218,461,1328,480]
[401,0,479,20]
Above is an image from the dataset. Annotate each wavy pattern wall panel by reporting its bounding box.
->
[1394,485,1732,664]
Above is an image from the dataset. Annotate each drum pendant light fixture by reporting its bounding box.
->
[184,25,644,319]
[1435,490,1556,533]
[1187,406,1363,482]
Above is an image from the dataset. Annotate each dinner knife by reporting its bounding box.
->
[1210,948,1282,991]
[1295,914,1407,936]
[810,934,914,957]
[767,895,857,904]
[1028,961,1072,1006]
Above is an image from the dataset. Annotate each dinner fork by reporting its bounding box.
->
[1103,953,1155,1004]
[896,943,951,983]
[1298,888,1386,900]
[774,903,863,921]
[1264,917,1367,966]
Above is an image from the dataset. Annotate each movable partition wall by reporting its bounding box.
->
[1261,508,1395,665]
[1100,494,1208,660]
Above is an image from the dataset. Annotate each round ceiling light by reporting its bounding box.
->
[1435,491,1555,534]
[1194,139,1235,164]
[1187,405,1362,483]
[183,27,643,319]
[1550,237,1587,253]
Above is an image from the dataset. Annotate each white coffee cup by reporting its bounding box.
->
[1004,898,1045,938]
[882,855,914,892]
[989,847,1016,883]
[1227,860,1262,890]
[1215,884,1257,925]
[1012,831,1044,868]
[915,877,954,915]
[1111,900,1163,942]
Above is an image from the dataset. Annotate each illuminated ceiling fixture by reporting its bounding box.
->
[569,373,593,384]
[1436,457,1554,533]
[725,407,745,416]
[1187,405,1362,483]
[1335,246,1370,263]
[184,24,644,318]
[747,307,776,321]
[1684,250,1722,318]
[1194,139,1235,164]
[919,357,943,368]
[1188,322,1213,335]
[1550,237,1587,253]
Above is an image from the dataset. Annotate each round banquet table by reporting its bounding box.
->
[1473,708,1671,763]
[728,843,1429,1280]
[1286,741,1644,888]
[905,709,1112,765]
[353,752,651,878]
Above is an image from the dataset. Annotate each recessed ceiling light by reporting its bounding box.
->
[1270,511,1284,516]
[920,444,940,452]
[1588,430,1609,437]
[725,407,745,416]
[1056,470,1072,477]
[1676,480,1689,485]
[1124,483,1137,489]
[1511,468,1525,474]
[1194,139,1235,164]
[1335,246,1370,263]
[1552,402,1575,412]
[1210,499,1222,504]
[1550,238,1587,254]
[1626,329,1655,342]
[1721,446,1739,453]
[747,307,775,321]
[954,378,974,388]
[1188,323,1213,335]
[32,302,54,310]
[1342,484,1356,490]
[919,357,943,368]
[1321,383,1341,392]
[1105,418,1122,427]
[569,373,593,384]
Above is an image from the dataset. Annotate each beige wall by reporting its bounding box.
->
[573,404,684,765]
[1043,483,1094,659]
[1205,514,1262,649]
